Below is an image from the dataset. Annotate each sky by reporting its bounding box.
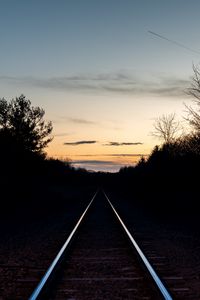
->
[0,0,200,171]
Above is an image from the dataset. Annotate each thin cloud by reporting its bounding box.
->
[103,142,143,146]
[107,153,148,157]
[0,72,189,98]
[72,159,130,173]
[71,158,138,172]
[54,154,149,172]
[70,153,148,157]
[68,118,96,125]
[53,153,149,158]
[64,140,97,146]
[54,132,72,137]
[72,160,116,165]
[53,116,97,125]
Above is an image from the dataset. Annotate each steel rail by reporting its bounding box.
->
[29,190,98,300]
[103,191,173,300]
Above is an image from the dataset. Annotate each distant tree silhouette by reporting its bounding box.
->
[0,95,53,155]
[187,64,200,103]
[186,65,200,133]
[176,133,200,156]
[137,156,146,166]
[152,113,181,144]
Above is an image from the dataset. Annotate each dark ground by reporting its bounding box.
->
[106,187,200,300]
[0,184,96,300]
[0,183,200,299]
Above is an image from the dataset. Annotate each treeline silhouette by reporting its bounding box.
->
[1,65,200,227]
[0,96,97,226]
[116,138,200,223]
[98,66,200,227]
[114,66,200,224]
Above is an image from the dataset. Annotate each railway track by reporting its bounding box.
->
[29,190,173,300]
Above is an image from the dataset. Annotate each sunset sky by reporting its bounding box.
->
[0,0,199,171]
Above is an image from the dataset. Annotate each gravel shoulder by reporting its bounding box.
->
[0,185,96,300]
[107,189,200,300]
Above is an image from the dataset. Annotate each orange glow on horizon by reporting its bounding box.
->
[46,139,151,172]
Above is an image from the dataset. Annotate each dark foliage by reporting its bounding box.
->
[116,135,200,224]
[0,95,53,154]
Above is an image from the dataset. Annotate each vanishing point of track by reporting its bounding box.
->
[29,190,173,300]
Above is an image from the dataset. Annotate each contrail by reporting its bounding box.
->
[148,30,200,55]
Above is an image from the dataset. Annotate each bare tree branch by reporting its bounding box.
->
[186,64,200,133]
[152,113,181,143]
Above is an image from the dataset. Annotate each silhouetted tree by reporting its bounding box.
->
[187,64,200,103]
[0,95,53,154]
[152,113,181,144]
[186,65,200,133]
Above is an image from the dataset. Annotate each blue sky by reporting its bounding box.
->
[1,0,200,76]
[0,0,199,171]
